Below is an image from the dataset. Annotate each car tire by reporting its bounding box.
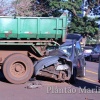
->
[69,68,77,84]
[80,66,86,77]
[89,56,92,61]
[86,56,90,61]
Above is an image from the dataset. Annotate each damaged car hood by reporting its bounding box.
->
[34,49,71,75]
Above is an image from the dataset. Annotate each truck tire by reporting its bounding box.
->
[3,53,34,84]
[69,68,77,84]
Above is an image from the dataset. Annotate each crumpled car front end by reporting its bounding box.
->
[34,54,73,82]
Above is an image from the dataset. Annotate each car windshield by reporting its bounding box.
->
[59,45,72,57]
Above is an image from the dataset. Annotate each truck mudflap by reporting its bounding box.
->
[34,56,72,81]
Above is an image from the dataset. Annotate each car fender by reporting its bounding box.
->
[34,56,73,76]
[34,56,59,75]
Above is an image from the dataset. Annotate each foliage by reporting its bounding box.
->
[12,0,32,16]
[49,0,99,37]
[12,0,51,17]
[49,0,83,16]
[12,0,99,37]
[68,16,99,37]
[0,0,12,15]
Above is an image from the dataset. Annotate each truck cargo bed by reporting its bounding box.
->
[0,14,67,42]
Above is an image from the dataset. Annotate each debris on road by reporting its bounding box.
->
[26,80,43,89]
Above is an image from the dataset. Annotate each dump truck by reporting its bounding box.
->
[0,13,68,84]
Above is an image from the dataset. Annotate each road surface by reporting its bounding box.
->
[0,61,100,100]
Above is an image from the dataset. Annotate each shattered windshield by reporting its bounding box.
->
[59,45,72,57]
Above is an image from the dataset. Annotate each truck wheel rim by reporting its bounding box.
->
[10,62,26,78]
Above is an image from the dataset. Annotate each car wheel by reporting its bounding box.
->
[80,66,86,77]
[89,56,92,61]
[86,56,90,61]
[69,68,77,84]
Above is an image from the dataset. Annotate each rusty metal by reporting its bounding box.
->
[0,57,2,62]
[10,61,26,78]
[28,52,42,60]
[58,71,68,81]
[27,32,32,34]
[38,64,71,81]
[45,65,56,71]
[39,70,70,81]
[0,40,60,60]
[0,40,59,45]
[37,65,58,80]
[41,69,59,75]
[38,71,57,80]
[5,30,12,38]
[0,51,27,63]
[38,64,72,81]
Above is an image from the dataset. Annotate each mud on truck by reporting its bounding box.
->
[0,13,85,84]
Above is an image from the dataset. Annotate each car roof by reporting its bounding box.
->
[67,33,83,42]
[60,39,75,46]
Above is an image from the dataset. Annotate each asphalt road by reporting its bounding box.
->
[0,61,100,100]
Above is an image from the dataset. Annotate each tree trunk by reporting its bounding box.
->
[82,37,87,47]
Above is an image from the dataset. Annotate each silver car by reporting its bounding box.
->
[90,44,100,61]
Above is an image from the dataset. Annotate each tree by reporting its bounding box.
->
[12,0,99,37]
[12,0,51,17]
[48,0,100,46]
[0,0,12,15]
[49,0,99,37]
[12,0,33,16]
[68,15,99,37]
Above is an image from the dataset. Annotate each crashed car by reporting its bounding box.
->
[83,46,93,61]
[34,39,86,83]
[89,44,100,61]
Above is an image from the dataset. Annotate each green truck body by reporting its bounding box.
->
[0,14,68,84]
[0,14,67,41]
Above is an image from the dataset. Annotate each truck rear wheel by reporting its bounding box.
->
[3,53,34,84]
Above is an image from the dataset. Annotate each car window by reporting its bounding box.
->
[94,45,100,53]
[59,45,72,57]
[84,49,92,53]
[46,46,58,51]
[75,42,82,55]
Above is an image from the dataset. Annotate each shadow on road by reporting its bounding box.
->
[0,71,8,83]
[85,59,99,63]
[35,76,61,83]
[73,78,100,90]
[32,76,100,90]
[1,69,100,90]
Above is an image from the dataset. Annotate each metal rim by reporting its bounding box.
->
[10,61,26,78]
[58,69,71,81]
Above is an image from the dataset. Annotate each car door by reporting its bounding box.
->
[75,42,86,68]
